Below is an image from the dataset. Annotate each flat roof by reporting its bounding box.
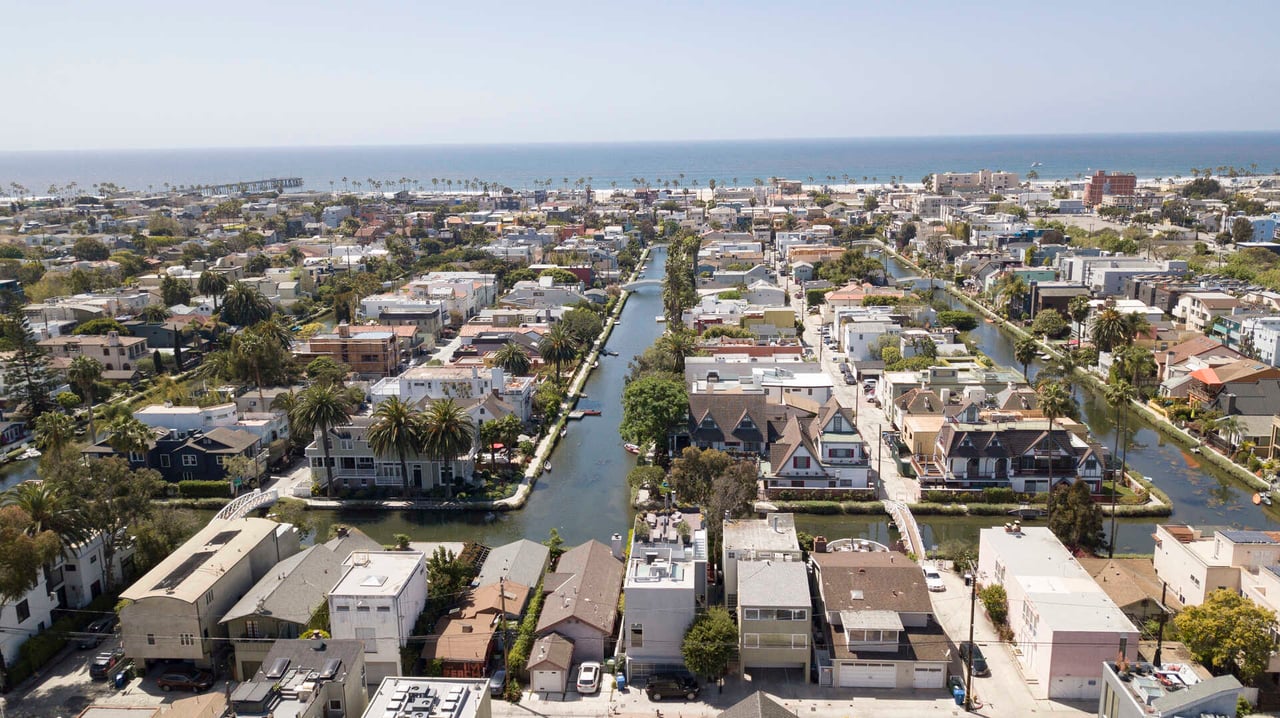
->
[724,514,800,553]
[121,518,284,603]
[364,677,488,718]
[330,551,424,598]
[738,560,809,607]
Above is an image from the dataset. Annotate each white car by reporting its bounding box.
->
[576,662,601,694]
[923,567,946,592]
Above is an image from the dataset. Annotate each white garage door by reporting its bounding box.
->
[1050,676,1100,700]
[838,662,896,688]
[531,669,565,694]
[912,665,945,689]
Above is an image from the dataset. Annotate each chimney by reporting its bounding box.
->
[337,323,350,338]
[813,535,828,553]
[611,533,624,560]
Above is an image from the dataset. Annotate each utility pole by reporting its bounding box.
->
[876,423,883,495]
[498,575,510,683]
[964,563,977,712]
[1154,582,1169,667]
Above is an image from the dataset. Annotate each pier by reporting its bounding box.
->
[199,177,303,196]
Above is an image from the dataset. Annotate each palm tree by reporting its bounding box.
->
[33,412,77,458]
[367,397,426,499]
[250,317,294,352]
[657,329,699,374]
[493,342,532,377]
[68,356,104,442]
[106,415,155,467]
[1215,415,1244,455]
[1014,337,1038,382]
[138,304,172,324]
[420,399,474,499]
[220,281,273,327]
[1104,380,1136,556]
[233,330,278,410]
[198,270,229,312]
[1067,295,1091,347]
[1091,307,1128,356]
[538,324,578,388]
[995,273,1029,317]
[292,384,353,497]
[1037,381,1076,518]
[2,481,87,555]
[1121,311,1150,343]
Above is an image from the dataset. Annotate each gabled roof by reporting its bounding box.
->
[1159,335,1238,367]
[527,633,574,671]
[811,551,932,615]
[768,416,817,472]
[717,692,798,718]
[535,541,623,636]
[895,388,943,416]
[475,539,550,589]
[1190,358,1280,386]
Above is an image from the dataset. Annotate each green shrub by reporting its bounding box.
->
[979,584,1008,626]
[980,487,1018,504]
[178,480,232,498]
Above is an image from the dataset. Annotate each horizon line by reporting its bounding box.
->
[4,128,1280,155]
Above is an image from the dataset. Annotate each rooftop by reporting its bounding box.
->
[121,518,288,603]
[737,560,809,608]
[362,677,488,718]
[330,551,425,598]
[723,514,800,553]
[1103,660,1241,717]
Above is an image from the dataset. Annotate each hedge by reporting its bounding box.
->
[3,593,119,691]
[178,480,233,498]
[506,577,545,689]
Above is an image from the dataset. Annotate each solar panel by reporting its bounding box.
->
[265,657,291,679]
[152,551,216,591]
[205,530,240,546]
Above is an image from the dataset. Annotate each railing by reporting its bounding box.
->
[215,489,280,521]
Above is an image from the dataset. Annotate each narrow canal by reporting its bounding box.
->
[303,245,670,545]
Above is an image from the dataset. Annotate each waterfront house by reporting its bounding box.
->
[474,539,550,589]
[329,550,429,685]
[221,529,380,680]
[762,399,870,498]
[119,518,301,669]
[810,550,948,689]
[621,516,707,680]
[304,415,477,495]
[84,426,268,488]
[722,514,802,611]
[1152,524,1280,607]
[978,526,1138,700]
[535,540,624,663]
[736,560,811,680]
[422,581,529,678]
[1098,660,1241,718]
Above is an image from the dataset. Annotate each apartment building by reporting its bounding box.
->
[932,169,1020,193]
[296,324,400,378]
[621,517,707,681]
[722,514,803,611]
[39,331,149,381]
[1082,171,1138,207]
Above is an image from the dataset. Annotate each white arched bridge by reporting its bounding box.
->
[620,278,664,290]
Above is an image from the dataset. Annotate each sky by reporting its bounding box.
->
[4,0,1279,151]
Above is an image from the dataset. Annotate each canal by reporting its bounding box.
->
[875,251,1280,553]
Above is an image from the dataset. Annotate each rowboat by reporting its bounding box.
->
[624,443,641,454]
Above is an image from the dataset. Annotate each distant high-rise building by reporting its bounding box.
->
[1082,170,1137,207]
[931,169,1020,193]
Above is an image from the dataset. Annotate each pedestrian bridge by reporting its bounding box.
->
[214,488,279,521]
[620,278,663,290]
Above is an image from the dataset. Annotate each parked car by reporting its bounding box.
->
[958,642,990,677]
[89,649,125,680]
[488,670,507,697]
[78,616,118,649]
[923,567,946,592]
[156,668,215,692]
[576,662,601,694]
[645,673,699,701]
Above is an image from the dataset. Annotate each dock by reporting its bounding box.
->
[199,177,303,196]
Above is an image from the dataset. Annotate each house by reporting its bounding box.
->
[304,415,477,495]
[722,514,803,611]
[474,539,550,589]
[535,540,624,663]
[229,639,368,718]
[1174,292,1242,333]
[1077,557,1182,625]
[361,677,491,718]
[978,526,1139,700]
[1156,335,1244,382]
[1098,659,1241,718]
[736,560,811,680]
[76,695,229,718]
[295,324,400,378]
[39,331,149,382]
[763,399,870,498]
[423,581,529,678]
[717,692,798,718]
[1186,358,1280,405]
[371,365,534,423]
[119,517,302,668]
[622,517,708,680]
[527,634,575,694]
[221,529,381,680]
[329,550,429,685]
[84,426,267,488]
[1152,524,1280,607]
[809,550,948,689]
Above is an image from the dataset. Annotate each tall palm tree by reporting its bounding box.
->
[250,317,294,352]
[106,415,155,467]
[233,330,278,410]
[493,342,532,377]
[67,356,104,443]
[1014,337,1038,383]
[657,329,699,374]
[1104,380,1136,556]
[1036,381,1076,518]
[2,481,87,555]
[198,270,230,312]
[221,281,273,327]
[292,384,353,497]
[33,412,77,459]
[1121,311,1150,343]
[538,324,578,388]
[367,397,426,499]
[138,304,172,324]
[1067,295,1091,347]
[1091,307,1128,355]
[420,399,474,499]
[1215,415,1244,455]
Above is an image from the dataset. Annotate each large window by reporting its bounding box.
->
[182,454,198,467]
[793,456,811,469]
[15,600,30,623]
[630,623,644,649]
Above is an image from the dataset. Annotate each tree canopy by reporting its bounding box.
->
[682,606,738,680]
[1175,588,1277,682]
[620,375,687,460]
[1047,479,1105,554]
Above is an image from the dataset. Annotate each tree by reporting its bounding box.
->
[131,508,202,573]
[421,398,475,499]
[292,384,354,497]
[543,528,566,564]
[1037,379,1077,512]
[668,447,735,505]
[160,274,192,306]
[1,312,59,416]
[1175,588,1277,682]
[0,506,60,602]
[627,465,667,491]
[681,607,737,683]
[1232,216,1256,246]
[1104,379,1136,556]
[197,270,230,312]
[306,356,350,387]
[538,324,578,388]
[493,342,532,376]
[1030,308,1069,339]
[33,411,77,461]
[1091,306,1128,355]
[68,355,104,442]
[138,303,172,324]
[936,310,978,331]
[427,546,476,601]
[560,306,603,347]
[71,237,110,261]
[620,375,687,464]
[106,415,154,465]
[2,480,88,555]
[656,329,699,374]
[367,397,427,499]
[221,281,273,326]
[1067,295,1091,346]
[233,328,284,410]
[1014,337,1038,382]
[72,317,129,336]
[479,414,522,466]
[994,273,1028,317]
[1047,478,1104,552]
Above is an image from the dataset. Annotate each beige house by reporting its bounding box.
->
[736,560,810,679]
[527,634,575,694]
[722,514,803,611]
[1152,524,1280,606]
[119,517,301,669]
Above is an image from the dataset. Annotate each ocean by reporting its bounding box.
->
[2,132,1280,195]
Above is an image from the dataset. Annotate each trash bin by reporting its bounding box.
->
[951,686,964,706]
[604,658,616,674]
[114,670,129,689]
[615,674,627,691]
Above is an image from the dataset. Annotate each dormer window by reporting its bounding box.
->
[700,416,717,430]
[989,437,1000,448]
[737,416,755,430]
[960,437,973,448]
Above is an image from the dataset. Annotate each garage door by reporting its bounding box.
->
[912,665,945,689]
[837,662,896,688]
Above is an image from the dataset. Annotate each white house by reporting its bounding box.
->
[329,550,429,686]
[721,514,803,611]
[622,521,707,681]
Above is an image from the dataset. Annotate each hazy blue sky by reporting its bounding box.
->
[5,0,1277,150]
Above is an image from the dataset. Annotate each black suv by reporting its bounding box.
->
[645,673,699,701]
[89,649,125,680]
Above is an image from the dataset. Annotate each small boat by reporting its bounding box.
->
[592,360,599,369]
[1031,161,1043,168]
[1190,447,1202,455]
[656,316,667,323]
[1264,493,1274,506]
[559,427,567,438]
[624,443,641,455]
[582,409,602,416]
[18,447,41,460]
[543,464,552,474]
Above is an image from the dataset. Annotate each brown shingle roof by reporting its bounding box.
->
[811,551,932,614]
[535,541,623,637]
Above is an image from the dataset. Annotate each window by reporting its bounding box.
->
[15,600,30,623]
[216,456,225,467]
[630,623,644,649]
[160,455,171,468]
[129,451,145,463]
[335,605,350,612]
[357,605,371,612]
[329,700,343,711]
[245,621,261,639]
[204,590,214,606]
[147,634,156,645]
[744,634,759,648]
[744,608,760,620]
[180,634,194,646]
[182,454,198,467]
[376,606,391,612]
[793,456,811,469]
